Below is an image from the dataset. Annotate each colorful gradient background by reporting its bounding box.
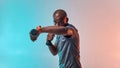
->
[0,0,120,68]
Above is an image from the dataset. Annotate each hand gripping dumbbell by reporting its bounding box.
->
[29,29,39,41]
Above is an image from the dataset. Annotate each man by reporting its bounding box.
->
[30,9,82,68]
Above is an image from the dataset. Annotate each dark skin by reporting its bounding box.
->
[36,13,74,55]
[46,33,57,55]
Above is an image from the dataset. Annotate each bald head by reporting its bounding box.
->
[53,9,68,26]
[53,9,67,18]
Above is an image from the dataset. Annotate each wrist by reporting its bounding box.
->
[46,40,53,46]
[36,26,42,34]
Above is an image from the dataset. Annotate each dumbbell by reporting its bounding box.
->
[29,29,39,41]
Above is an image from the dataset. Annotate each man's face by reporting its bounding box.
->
[54,12,65,26]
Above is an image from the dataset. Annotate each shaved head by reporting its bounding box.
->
[53,9,67,19]
[53,9,68,26]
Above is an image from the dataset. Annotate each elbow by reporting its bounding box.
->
[52,53,57,56]
[52,51,58,56]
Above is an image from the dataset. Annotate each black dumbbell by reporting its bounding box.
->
[29,29,39,41]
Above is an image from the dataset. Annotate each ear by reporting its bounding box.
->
[64,17,68,23]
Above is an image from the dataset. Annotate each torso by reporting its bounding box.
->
[55,24,81,68]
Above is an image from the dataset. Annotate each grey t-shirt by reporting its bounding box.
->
[55,24,81,68]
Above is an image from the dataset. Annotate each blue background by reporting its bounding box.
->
[0,0,67,68]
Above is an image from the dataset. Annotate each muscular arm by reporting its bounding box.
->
[48,44,58,56]
[39,26,73,36]
[37,26,74,55]
[46,33,58,56]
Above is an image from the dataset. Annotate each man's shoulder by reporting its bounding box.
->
[66,23,78,32]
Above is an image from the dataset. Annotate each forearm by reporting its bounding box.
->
[46,40,58,55]
[48,45,58,56]
[41,26,68,35]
